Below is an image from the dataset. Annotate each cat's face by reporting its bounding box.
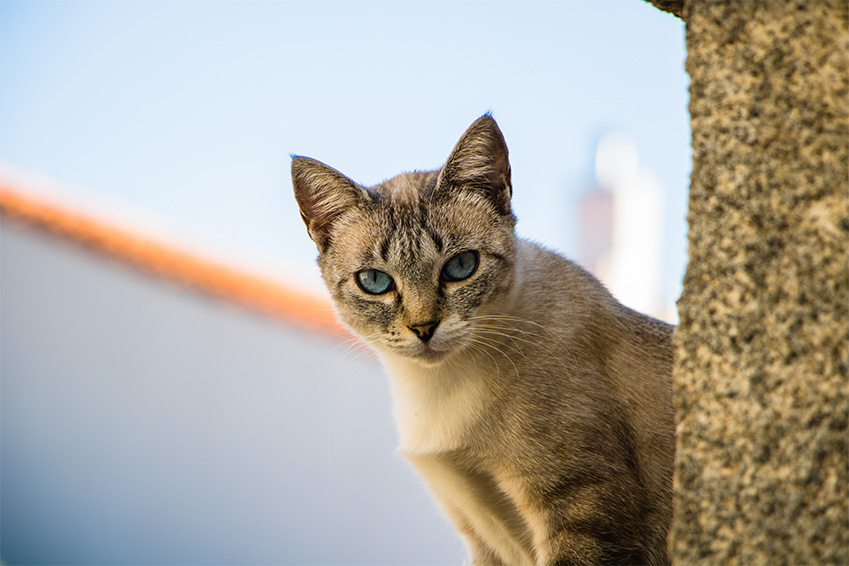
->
[293,115,517,365]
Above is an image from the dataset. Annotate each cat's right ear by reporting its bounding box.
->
[291,156,367,251]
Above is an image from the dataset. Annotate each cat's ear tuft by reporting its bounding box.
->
[292,156,367,250]
[436,114,513,215]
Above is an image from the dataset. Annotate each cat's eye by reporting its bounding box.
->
[356,269,395,295]
[442,251,479,282]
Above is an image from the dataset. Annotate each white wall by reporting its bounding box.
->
[1,222,464,564]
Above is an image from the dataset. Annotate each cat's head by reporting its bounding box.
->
[292,114,517,365]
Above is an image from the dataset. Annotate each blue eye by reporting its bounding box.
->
[442,251,478,282]
[356,269,395,294]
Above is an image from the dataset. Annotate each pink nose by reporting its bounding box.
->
[408,321,439,342]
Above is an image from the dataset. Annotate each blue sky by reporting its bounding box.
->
[1,0,689,310]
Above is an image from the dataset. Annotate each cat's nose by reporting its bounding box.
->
[408,321,439,342]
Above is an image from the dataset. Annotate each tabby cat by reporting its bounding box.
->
[292,114,675,565]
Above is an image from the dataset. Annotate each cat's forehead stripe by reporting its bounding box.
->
[428,227,444,253]
[379,235,392,263]
[385,207,446,264]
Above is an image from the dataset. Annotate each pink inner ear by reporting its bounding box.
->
[488,151,512,199]
[300,191,345,248]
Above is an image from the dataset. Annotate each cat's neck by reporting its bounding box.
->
[383,347,497,456]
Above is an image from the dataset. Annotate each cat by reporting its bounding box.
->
[291,114,675,565]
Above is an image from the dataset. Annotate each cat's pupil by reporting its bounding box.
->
[357,269,394,294]
[442,251,478,282]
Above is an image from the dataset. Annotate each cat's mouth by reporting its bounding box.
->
[373,320,471,365]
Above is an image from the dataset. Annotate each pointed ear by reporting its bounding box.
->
[435,114,512,215]
[291,156,368,250]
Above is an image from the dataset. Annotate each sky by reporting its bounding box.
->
[0,0,690,318]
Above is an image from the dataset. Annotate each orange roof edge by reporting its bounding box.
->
[0,182,353,340]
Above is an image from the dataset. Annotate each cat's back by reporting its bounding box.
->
[508,239,674,431]
[510,243,673,437]
[496,239,675,562]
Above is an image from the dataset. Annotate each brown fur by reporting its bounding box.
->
[292,115,675,565]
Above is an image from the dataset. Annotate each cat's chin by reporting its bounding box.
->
[411,348,453,366]
[385,343,456,367]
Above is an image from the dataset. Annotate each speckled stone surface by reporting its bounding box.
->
[671,1,849,564]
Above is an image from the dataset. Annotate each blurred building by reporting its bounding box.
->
[578,132,666,319]
[0,175,464,564]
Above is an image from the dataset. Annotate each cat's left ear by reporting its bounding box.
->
[435,114,512,216]
[292,156,369,251]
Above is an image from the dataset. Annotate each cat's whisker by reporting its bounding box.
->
[461,334,521,379]
[325,337,380,457]
[470,315,581,368]
[460,341,504,380]
[470,313,569,342]
[471,328,545,364]
[331,339,378,394]
[320,334,371,390]
[470,328,555,378]
[469,317,561,355]
[471,323,572,369]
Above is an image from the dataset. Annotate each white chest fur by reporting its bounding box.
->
[383,354,537,565]
[383,354,492,455]
[405,450,536,565]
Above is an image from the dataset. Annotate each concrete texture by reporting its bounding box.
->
[670,0,849,563]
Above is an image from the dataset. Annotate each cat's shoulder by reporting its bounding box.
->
[513,238,672,338]
[515,238,611,300]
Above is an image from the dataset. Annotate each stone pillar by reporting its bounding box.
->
[646,0,848,563]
